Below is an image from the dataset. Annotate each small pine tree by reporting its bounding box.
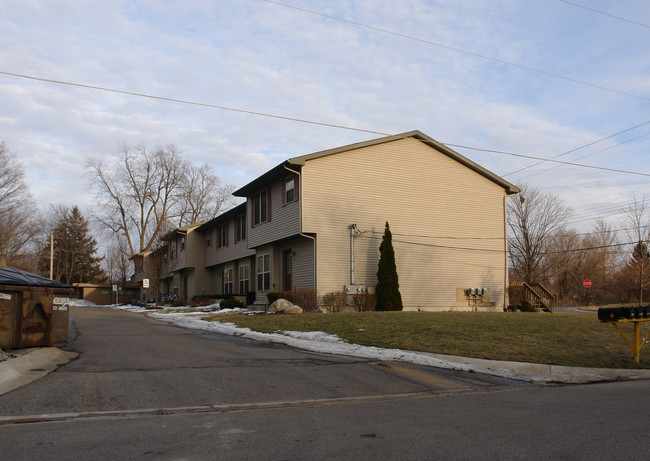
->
[375,221,403,311]
[39,206,105,284]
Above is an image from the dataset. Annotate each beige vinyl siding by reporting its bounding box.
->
[247,178,301,249]
[187,228,210,297]
[301,137,508,311]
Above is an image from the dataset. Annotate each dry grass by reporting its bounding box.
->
[205,311,650,369]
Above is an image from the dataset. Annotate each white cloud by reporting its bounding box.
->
[1,0,650,244]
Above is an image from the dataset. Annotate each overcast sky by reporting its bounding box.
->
[2,0,650,247]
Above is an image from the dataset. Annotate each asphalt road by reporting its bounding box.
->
[0,305,649,460]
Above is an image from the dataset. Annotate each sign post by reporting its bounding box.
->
[583,279,592,308]
[142,279,149,306]
[112,284,118,305]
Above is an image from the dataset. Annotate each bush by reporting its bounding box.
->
[323,291,348,313]
[354,292,376,312]
[220,298,245,310]
[282,288,318,311]
[191,296,217,307]
[266,292,281,304]
[375,222,403,311]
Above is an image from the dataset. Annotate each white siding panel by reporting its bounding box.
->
[301,137,508,310]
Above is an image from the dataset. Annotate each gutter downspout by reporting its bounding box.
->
[504,194,509,312]
[349,224,356,285]
[283,163,317,294]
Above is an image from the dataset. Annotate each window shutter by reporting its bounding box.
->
[267,186,272,222]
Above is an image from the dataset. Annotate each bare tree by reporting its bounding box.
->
[0,142,40,265]
[621,194,650,305]
[508,184,573,284]
[176,162,235,226]
[547,229,583,302]
[87,144,185,256]
[87,144,235,257]
[104,235,132,286]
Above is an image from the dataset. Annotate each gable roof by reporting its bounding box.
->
[234,130,519,196]
[161,221,207,242]
[196,202,247,232]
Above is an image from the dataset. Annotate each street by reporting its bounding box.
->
[0,305,649,459]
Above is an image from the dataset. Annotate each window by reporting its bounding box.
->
[217,223,228,249]
[257,254,271,291]
[206,230,211,248]
[239,264,249,294]
[224,268,233,294]
[180,237,185,251]
[235,214,246,242]
[253,189,269,226]
[284,175,296,204]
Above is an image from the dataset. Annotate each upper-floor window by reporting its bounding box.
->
[217,223,228,249]
[180,236,185,251]
[284,175,297,204]
[206,230,211,248]
[235,214,246,242]
[253,189,269,226]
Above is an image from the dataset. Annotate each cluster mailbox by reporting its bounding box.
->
[598,306,650,321]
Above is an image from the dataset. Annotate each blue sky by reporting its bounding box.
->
[1,0,650,237]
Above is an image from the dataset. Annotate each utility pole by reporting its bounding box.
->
[49,234,54,280]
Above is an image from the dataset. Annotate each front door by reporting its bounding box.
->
[283,250,292,291]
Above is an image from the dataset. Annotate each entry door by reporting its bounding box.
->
[283,250,292,291]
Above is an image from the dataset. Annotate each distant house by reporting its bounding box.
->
[138,131,519,311]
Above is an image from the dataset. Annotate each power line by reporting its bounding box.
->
[503,120,650,177]
[515,130,650,181]
[559,0,650,29]
[368,230,504,241]
[4,70,650,179]
[446,143,650,177]
[0,71,389,137]
[264,0,650,103]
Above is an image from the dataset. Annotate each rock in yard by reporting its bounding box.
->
[284,305,303,314]
[269,298,293,312]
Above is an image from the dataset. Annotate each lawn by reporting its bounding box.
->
[204,311,650,370]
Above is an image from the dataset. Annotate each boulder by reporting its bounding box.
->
[283,305,303,314]
[269,298,293,313]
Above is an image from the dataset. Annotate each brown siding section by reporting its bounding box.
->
[247,178,300,249]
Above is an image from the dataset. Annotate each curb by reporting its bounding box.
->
[414,351,650,383]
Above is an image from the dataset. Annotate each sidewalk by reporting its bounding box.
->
[0,347,78,396]
[1,345,649,398]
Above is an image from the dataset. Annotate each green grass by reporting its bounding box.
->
[204,311,650,370]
